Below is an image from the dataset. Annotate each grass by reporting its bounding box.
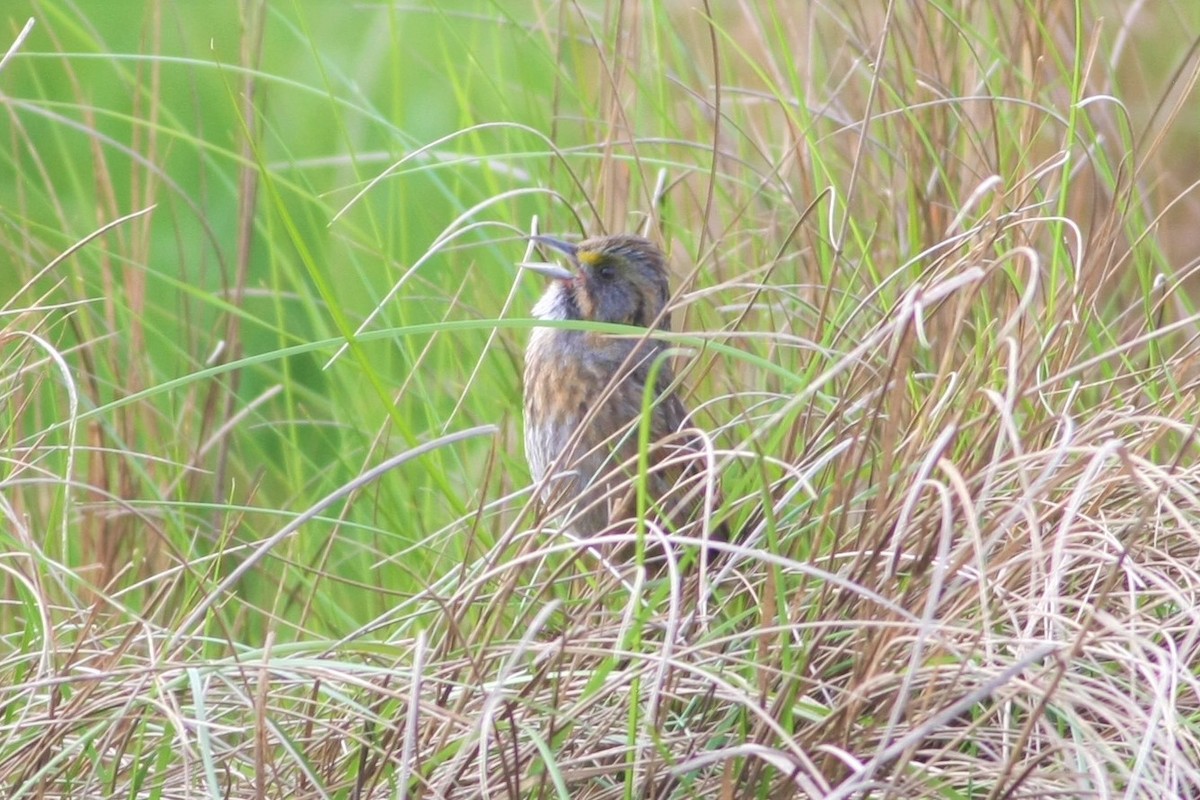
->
[2,0,1200,797]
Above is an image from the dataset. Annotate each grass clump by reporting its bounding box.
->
[1,1,1199,797]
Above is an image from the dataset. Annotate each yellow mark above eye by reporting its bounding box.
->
[577,250,602,266]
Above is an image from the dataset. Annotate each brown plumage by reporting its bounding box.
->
[520,233,728,556]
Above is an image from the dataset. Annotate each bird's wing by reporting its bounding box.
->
[625,343,688,435]
[613,347,729,540]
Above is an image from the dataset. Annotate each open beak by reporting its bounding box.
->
[519,235,578,281]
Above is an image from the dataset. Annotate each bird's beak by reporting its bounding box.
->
[519,235,578,281]
[518,261,576,281]
[530,235,578,258]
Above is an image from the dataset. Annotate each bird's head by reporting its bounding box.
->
[521,233,671,328]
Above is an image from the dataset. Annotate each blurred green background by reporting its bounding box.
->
[2,1,593,634]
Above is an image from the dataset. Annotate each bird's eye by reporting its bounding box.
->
[595,263,616,281]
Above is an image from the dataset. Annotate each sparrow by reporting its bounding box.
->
[520,233,728,556]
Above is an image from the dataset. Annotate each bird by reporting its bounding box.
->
[520,233,729,559]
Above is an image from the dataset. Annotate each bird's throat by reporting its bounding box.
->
[531,281,581,322]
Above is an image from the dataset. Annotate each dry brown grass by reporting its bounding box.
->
[3,1,1200,798]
